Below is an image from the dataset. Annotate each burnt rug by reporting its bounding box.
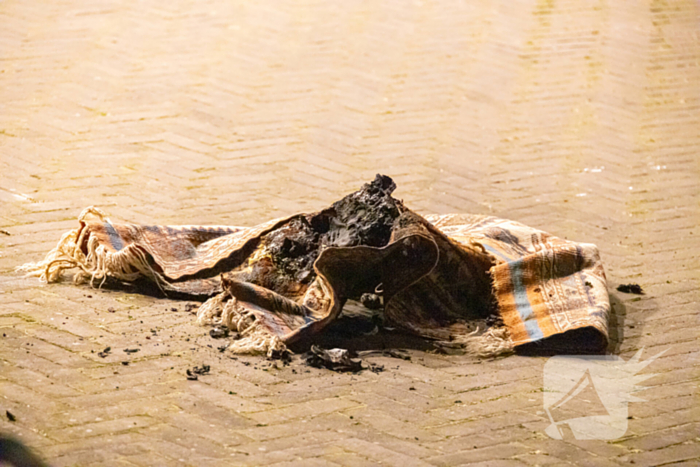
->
[20,175,610,357]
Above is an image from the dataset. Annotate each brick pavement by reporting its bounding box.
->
[1,0,699,466]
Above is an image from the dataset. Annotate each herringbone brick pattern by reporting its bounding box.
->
[1,0,699,466]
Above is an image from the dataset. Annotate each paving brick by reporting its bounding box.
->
[345,407,443,443]
[267,458,343,467]
[140,424,231,458]
[459,461,530,467]
[245,397,361,426]
[626,407,699,436]
[59,382,179,409]
[1,363,82,398]
[324,453,380,467]
[46,416,158,443]
[52,450,112,467]
[335,437,435,467]
[617,422,700,452]
[425,443,530,467]
[514,453,568,466]
[615,442,700,466]
[430,425,536,454]
[42,432,151,459]
[430,392,541,422]
[244,444,348,466]
[148,409,252,447]
[433,412,545,438]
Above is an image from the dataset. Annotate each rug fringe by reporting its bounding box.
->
[196,291,228,326]
[197,291,287,357]
[451,326,514,358]
[17,206,159,288]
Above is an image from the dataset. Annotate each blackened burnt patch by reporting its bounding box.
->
[262,174,402,279]
[325,174,403,248]
[265,217,321,285]
[238,175,403,297]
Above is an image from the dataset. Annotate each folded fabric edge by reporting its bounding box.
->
[489,247,610,354]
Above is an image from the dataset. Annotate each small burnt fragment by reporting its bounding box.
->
[267,348,293,364]
[360,293,382,310]
[303,346,363,372]
[192,364,210,375]
[209,327,229,339]
[186,364,210,380]
[617,283,644,295]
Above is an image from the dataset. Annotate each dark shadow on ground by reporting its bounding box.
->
[289,315,438,353]
[607,292,627,355]
[514,327,608,357]
[98,276,213,300]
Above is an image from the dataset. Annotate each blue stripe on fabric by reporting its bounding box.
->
[508,259,544,341]
[482,244,510,262]
[104,221,124,251]
[523,319,544,340]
